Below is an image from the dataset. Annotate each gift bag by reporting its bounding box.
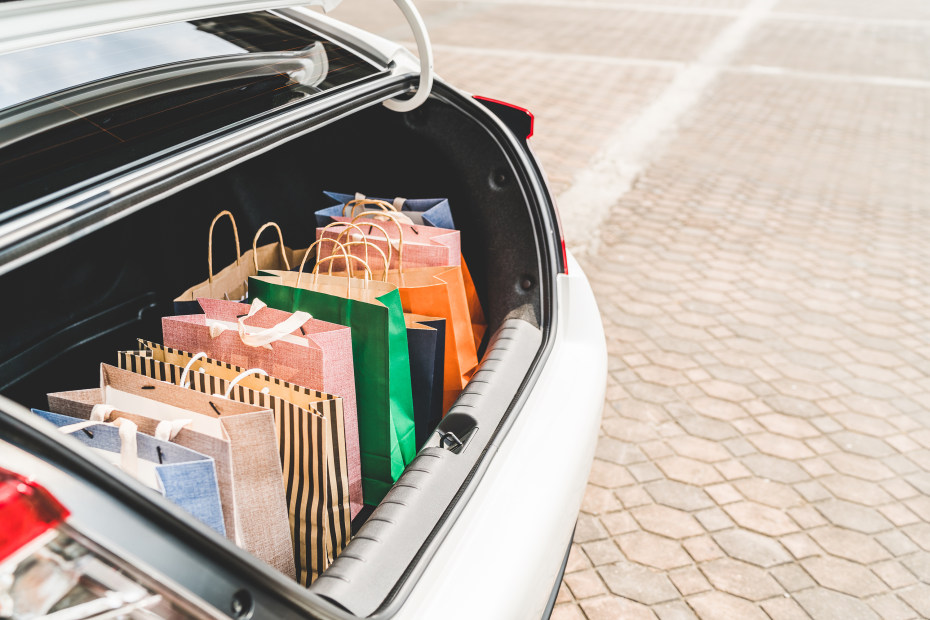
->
[46,364,296,579]
[116,351,333,585]
[162,297,361,518]
[405,315,445,448]
[33,409,226,536]
[317,215,460,271]
[119,343,351,576]
[174,212,307,314]
[326,213,481,410]
[317,192,455,229]
[250,240,416,505]
[316,209,486,350]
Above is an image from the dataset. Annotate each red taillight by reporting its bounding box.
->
[561,239,569,275]
[473,95,534,140]
[0,468,69,563]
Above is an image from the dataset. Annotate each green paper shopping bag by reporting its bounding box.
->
[249,240,415,505]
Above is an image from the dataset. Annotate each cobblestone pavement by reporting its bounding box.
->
[327,1,930,617]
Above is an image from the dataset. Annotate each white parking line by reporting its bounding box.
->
[555,0,777,254]
[420,43,686,70]
[425,0,930,28]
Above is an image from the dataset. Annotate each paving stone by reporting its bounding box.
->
[551,603,587,620]
[629,462,668,483]
[733,478,803,509]
[600,511,639,537]
[808,527,892,564]
[741,454,810,484]
[599,562,680,605]
[682,536,724,563]
[770,563,816,592]
[687,591,768,620]
[666,435,731,463]
[794,589,880,620]
[566,544,592,574]
[644,480,715,512]
[760,597,810,620]
[556,583,574,605]
[715,459,752,480]
[656,456,724,486]
[757,413,821,439]
[865,593,919,620]
[632,504,704,539]
[815,500,893,534]
[825,453,895,482]
[779,532,822,560]
[582,485,624,515]
[588,459,636,488]
[713,528,791,567]
[723,501,799,537]
[677,416,739,441]
[654,600,698,620]
[872,559,919,589]
[597,436,649,466]
[878,504,921,527]
[582,539,625,567]
[616,485,655,508]
[580,595,658,620]
[617,531,693,570]
[668,567,711,597]
[691,397,748,421]
[830,432,896,458]
[786,505,827,529]
[902,523,930,551]
[897,583,930,618]
[748,433,816,460]
[694,507,734,532]
[699,558,783,601]
[876,531,921,557]
[564,569,607,600]
[801,556,885,596]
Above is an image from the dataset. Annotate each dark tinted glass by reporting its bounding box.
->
[0,12,381,214]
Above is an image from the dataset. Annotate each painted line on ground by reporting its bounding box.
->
[555,0,777,255]
[425,0,930,28]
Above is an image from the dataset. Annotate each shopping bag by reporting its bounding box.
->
[46,364,296,579]
[250,240,416,505]
[32,409,226,536]
[317,192,455,229]
[317,216,460,271]
[405,315,445,448]
[316,212,486,350]
[119,342,351,575]
[174,212,307,314]
[325,217,480,412]
[115,350,333,585]
[161,297,361,518]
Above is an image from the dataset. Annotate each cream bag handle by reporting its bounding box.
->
[235,299,311,348]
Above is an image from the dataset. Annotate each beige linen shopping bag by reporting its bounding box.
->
[119,343,350,583]
[46,364,296,579]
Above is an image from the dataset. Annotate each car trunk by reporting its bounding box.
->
[0,88,553,616]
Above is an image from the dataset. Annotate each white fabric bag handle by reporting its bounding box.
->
[223,368,271,400]
[155,419,192,441]
[180,352,209,388]
[113,418,140,479]
[208,299,310,348]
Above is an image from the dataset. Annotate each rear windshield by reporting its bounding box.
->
[0,12,382,216]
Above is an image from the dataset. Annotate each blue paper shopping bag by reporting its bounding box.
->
[32,409,226,536]
[316,191,455,229]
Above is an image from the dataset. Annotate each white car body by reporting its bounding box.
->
[0,2,606,618]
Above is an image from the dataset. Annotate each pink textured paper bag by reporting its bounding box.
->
[162,298,363,517]
[316,219,460,270]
